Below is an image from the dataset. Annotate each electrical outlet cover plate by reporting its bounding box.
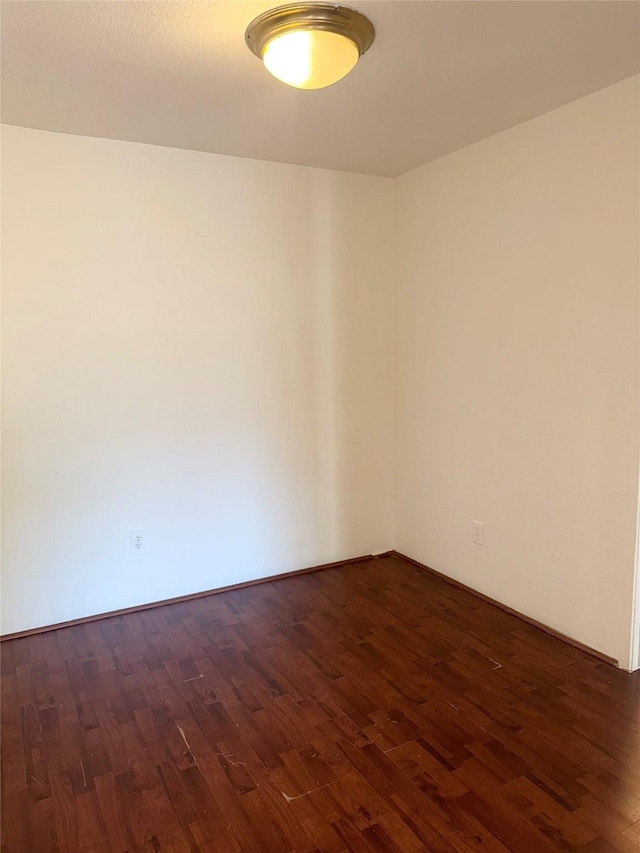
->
[472,520,484,546]
[130,529,146,555]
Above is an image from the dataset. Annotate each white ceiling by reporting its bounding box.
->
[2,1,638,177]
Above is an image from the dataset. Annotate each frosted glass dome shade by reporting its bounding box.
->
[262,29,359,89]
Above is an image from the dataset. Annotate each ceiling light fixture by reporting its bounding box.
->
[245,3,375,90]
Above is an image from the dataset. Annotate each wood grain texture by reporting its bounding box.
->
[2,553,639,852]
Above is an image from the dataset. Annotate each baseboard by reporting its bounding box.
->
[5,550,617,668]
[391,551,619,668]
[0,553,373,642]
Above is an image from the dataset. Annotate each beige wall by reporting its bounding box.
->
[394,77,640,668]
[3,77,639,667]
[1,126,394,634]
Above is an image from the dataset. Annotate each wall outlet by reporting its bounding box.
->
[472,520,484,546]
[130,529,147,555]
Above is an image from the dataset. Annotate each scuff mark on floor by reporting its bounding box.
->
[383,740,411,754]
[281,780,336,802]
[218,752,247,767]
[176,723,191,750]
[176,722,200,768]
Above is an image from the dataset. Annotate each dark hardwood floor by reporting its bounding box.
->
[2,553,639,852]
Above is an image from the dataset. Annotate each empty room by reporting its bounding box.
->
[1,1,639,850]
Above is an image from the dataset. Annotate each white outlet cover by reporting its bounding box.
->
[472,520,484,546]
[130,528,147,555]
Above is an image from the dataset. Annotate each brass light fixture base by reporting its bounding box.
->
[245,3,375,60]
